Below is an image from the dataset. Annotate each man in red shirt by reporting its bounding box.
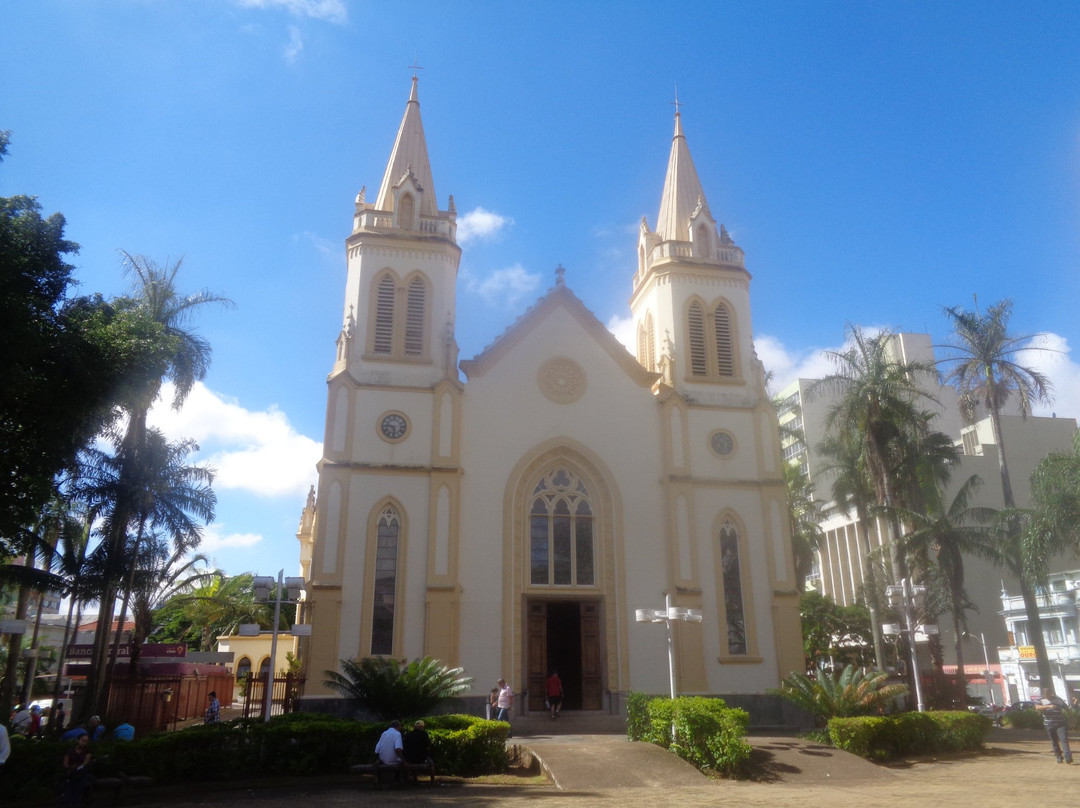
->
[545,670,564,719]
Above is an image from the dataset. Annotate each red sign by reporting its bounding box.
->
[66,644,186,659]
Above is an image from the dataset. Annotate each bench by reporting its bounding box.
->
[91,773,154,804]
[350,759,435,788]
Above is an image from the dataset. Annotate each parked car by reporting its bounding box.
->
[1006,700,1037,712]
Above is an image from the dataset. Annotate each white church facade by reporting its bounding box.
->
[297,78,803,712]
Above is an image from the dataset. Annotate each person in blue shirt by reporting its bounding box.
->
[112,721,135,741]
[87,716,106,742]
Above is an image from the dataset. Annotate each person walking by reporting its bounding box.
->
[204,691,221,724]
[546,670,564,719]
[494,678,514,737]
[1036,691,1072,763]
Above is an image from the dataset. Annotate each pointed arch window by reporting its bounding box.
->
[530,468,594,586]
[398,193,415,229]
[637,323,648,368]
[404,277,426,356]
[713,302,735,377]
[371,506,400,655]
[646,313,656,372]
[373,274,396,355]
[688,302,708,376]
[719,520,747,655]
[696,223,711,258]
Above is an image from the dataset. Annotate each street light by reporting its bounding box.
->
[635,594,703,700]
[884,578,935,712]
[251,570,306,722]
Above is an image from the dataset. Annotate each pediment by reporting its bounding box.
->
[460,284,659,389]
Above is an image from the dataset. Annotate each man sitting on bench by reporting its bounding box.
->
[402,720,434,779]
[374,720,405,783]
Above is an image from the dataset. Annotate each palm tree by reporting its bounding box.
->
[784,460,825,591]
[810,325,938,582]
[323,656,473,720]
[82,253,230,718]
[127,538,218,666]
[894,475,995,703]
[155,574,268,652]
[771,663,909,726]
[940,298,1054,687]
[816,428,888,671]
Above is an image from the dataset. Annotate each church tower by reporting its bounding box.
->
[630,108,758,400]
[305,77,464,683]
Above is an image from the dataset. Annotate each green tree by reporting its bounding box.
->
[0,134,169,554]
[152,573,267,651]
[772,663,909,726]
[83,254,231,718]
[894,475,995,703]
[816,428,888,671]
[800,590,875,672]
[811,325,938,579]
[784,461,825,592]
[940,299,1055,688]
[323,656,473,720]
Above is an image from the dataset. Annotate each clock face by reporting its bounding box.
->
[379,413,408,440]
[710,431,734,456]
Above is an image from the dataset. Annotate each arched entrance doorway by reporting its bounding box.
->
[526,599,603,711]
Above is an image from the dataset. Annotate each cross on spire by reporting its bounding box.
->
[671,83,683,116]
[409,56,424,78]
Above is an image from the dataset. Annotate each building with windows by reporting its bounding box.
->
[777,333,1078,680]
[998,571,1080,704]
[297,78,803,712]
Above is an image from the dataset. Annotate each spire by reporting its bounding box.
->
[375,76,438,216]
[654,109,711,242]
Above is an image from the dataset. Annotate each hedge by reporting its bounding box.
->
[6,712,508,804]
[828,710,992,760]
[626,693,752,777]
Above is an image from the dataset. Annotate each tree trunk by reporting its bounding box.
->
[0,585,30,716]
[857,515,886,671]
[1019,578,1055,694]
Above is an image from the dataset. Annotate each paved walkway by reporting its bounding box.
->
[88,728,1074,808]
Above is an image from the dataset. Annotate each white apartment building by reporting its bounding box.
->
[778,332,1078,686]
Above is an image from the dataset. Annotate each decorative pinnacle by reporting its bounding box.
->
[555,264,566,287]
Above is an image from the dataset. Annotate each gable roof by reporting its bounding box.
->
[460,281,660,389]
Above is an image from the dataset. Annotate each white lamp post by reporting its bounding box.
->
[884,578,934,712]
[635,593,703,699]
[251,570,306,722]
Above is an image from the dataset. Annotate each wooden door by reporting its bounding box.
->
[526,601,547,711]
[580,601,602,709]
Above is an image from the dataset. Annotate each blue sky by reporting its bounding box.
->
[5,1,1080,580]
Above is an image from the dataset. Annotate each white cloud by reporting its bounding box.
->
[147,382,322,498]
[1018,333,1080,421]
[234,0,348,24]
[464,263,540,307]
[283,25,304,65]
[754,334,837,394]
[200,524,264,553]
[457,207,513,245]
[606,314,634,351]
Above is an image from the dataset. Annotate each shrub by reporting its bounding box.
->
[633,695,752,777]
[323,656,473,720]
[1001,708,1043,730]
[771,664,909,726]
[5,712,505,802]
[829,710,991,760]
[625,690,651,741]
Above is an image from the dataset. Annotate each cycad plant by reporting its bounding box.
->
[323,656,473,720]
[772,664,908,726]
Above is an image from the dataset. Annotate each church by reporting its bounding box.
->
[296,77,803,713]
